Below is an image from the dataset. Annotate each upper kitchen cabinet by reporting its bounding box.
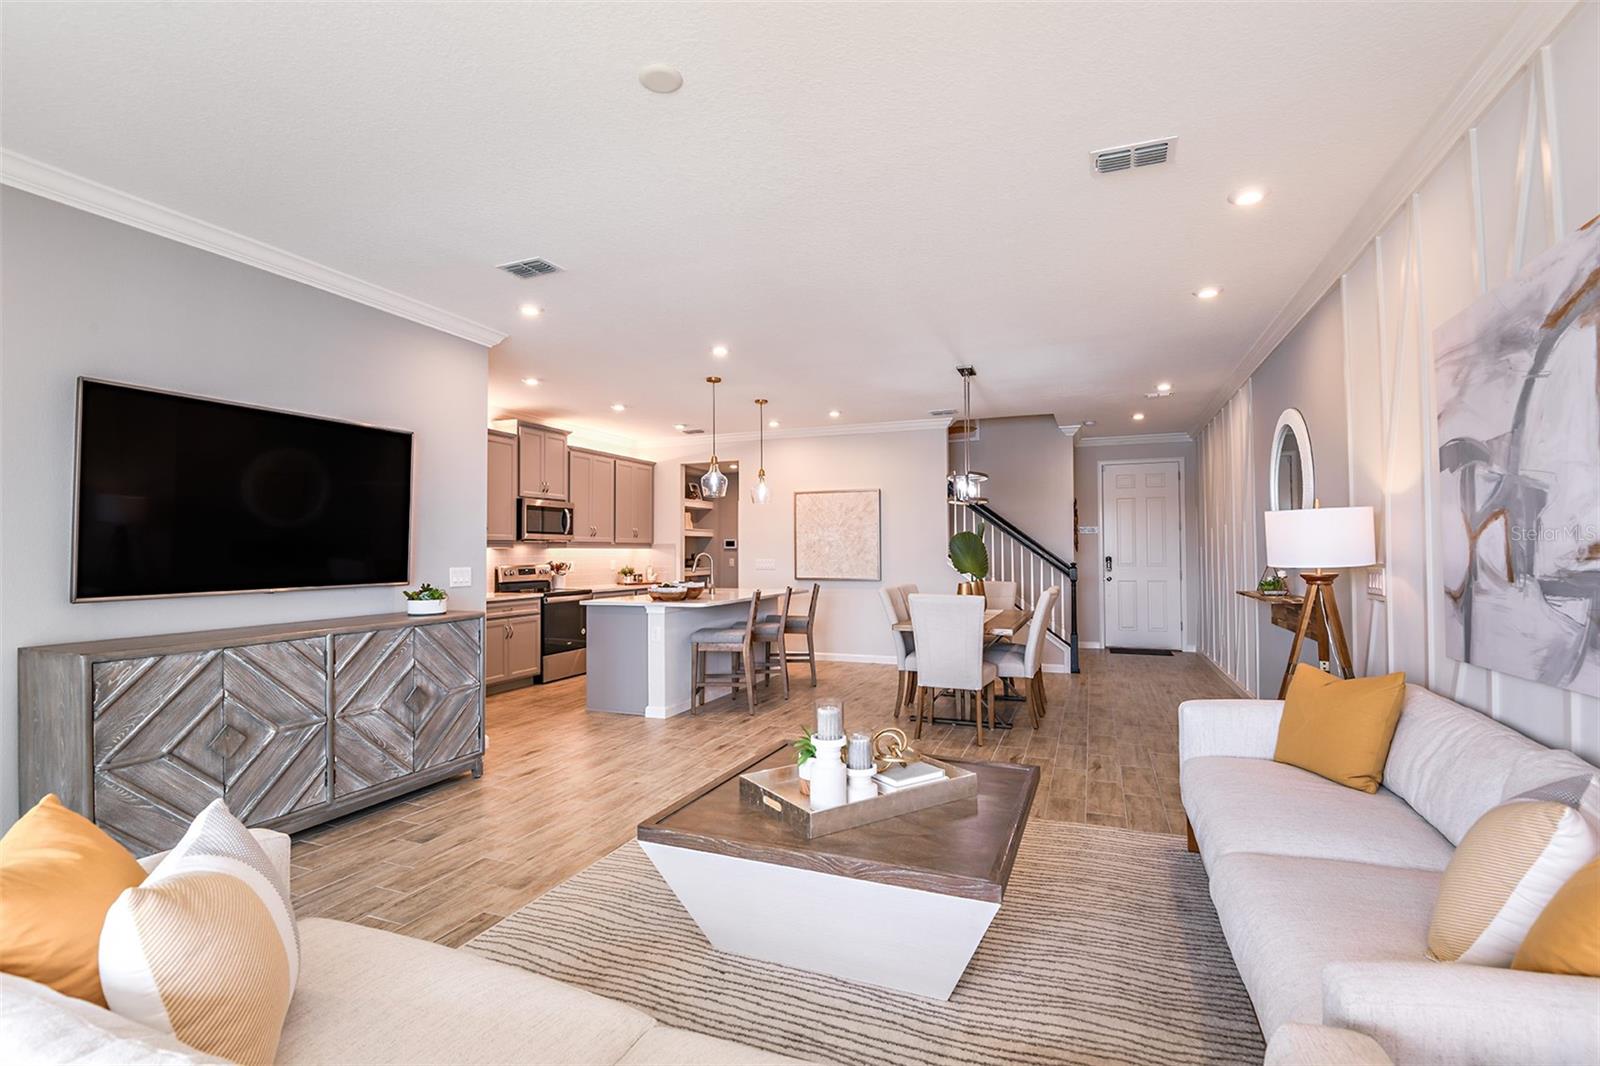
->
[570,449,616,543]
[487,429,518,543]
[614,458,655,545]
[512,423,570,500]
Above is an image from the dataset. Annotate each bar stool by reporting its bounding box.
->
[754,587,793,701]
[690,592,763,713]
[763,583,820,686]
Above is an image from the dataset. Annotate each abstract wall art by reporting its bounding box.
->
[794,489,881,581]
[1434,217,1600,697]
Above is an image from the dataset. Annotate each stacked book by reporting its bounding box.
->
[872,761,947,792]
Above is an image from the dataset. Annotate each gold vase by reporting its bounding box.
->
[956,579,986,597]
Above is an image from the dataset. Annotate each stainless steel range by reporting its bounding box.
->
[492,565,591,683]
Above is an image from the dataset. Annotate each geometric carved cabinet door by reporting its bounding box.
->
[331,620,483,798]
[92,651,227,855]
[221,639,329,823]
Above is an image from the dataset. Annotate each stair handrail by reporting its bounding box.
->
[963,501,1080,673]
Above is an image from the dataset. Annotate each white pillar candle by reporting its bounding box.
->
[847,732,873,770]
[816,700,843,741]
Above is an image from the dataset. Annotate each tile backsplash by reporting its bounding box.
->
[486,542,675,588]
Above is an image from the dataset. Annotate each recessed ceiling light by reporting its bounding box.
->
[1194,286,1222,300]
[728,464,738,471]
[521,377,540,387]
[519,303,542,318]
[1083,419,1097,427]
[610,403,626,412]
[768,419,779,428]
[639,64,683,94]
[711,345,729,358]
[1228,187,1266,207]
[1156,382,1173,394]
[1133,412,1146,421]
[673,423,687,431]
[828,410,841,419]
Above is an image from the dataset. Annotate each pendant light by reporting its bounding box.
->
[751,398,771,504]
[947,365,988,506]
[699,375,729,500]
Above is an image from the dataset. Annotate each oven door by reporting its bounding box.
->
[540,594,587,681]
[519,500,575,542]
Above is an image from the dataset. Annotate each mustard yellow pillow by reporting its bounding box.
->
[1512,857,1600,976]
[1273,665,1406,793]
[0,794,147,1004]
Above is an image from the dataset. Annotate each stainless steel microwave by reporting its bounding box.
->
[518,498,575,542]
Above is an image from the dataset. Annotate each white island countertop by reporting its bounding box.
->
[581,588,788,608]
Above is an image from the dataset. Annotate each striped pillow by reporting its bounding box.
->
[99,801,297,1064]
[1428,796,1600,965]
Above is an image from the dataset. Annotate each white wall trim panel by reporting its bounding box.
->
[0,150,507,348]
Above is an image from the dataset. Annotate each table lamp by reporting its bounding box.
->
[1263,505,1375,698]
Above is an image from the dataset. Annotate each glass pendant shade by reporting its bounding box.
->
[753,471,771,504]
[750,398,771,504]
[700,461,728,500]
[947,366,989,506]
[948,470,989,505]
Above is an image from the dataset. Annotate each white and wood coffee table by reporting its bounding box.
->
[637,745,1039,1000]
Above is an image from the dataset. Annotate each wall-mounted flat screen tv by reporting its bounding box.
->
[73,379,413,601]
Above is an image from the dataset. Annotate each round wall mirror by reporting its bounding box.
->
[1270,408,1314,510]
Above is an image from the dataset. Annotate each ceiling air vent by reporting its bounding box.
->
[1091,137,1176,175]
[929,408,957,418]
[679,427,706,435]
[498,257,563,279]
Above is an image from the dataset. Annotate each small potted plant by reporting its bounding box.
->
[1257,568,1290,596]
[547,560,572,590]
[617,565,638,585]
[793,728,817,796]
[949,522,990,597]
[403,583,447,615]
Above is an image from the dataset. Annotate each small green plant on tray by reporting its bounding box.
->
[793,728,816,766]
[402,583,447,601]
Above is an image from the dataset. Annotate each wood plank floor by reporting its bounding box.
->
[290,649,1241,946]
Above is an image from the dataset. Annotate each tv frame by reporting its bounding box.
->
[71,377,416,603]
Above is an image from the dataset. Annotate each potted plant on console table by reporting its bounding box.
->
[403,583,448,615]
[949,522,989,596]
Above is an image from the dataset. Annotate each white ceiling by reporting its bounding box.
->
[1,1,1526,445]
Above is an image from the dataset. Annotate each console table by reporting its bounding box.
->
[18,611,485,855]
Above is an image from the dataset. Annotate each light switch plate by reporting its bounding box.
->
[1365,568,1386,600]
[754,558,776,571]
[448,567,472,588]
[1078,525,1099,535]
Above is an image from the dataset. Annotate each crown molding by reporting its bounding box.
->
[1057,422,1084,438]
[643,416,950,453]
[1,150,507,348]
[1077,432,1192,448]
[1190,0,1581,431]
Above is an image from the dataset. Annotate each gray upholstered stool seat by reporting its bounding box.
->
[760,614,811,632]
[691,626,747,644]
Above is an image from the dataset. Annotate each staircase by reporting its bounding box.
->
[950,501,1081,673]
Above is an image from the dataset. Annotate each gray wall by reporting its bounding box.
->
[1075,438,1200,649]
[0,189,489,826]
[952,415,1076,562]
[1248,287,1350,696]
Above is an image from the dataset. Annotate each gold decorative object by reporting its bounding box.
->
[870,727,920,770]
[955,579,986,597]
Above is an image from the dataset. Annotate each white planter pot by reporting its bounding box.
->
[406,599,447,615]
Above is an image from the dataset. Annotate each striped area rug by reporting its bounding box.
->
[466,821,1264,1065]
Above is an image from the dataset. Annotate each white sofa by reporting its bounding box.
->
[3,831,805,1066]
[1179,684,1600,1066]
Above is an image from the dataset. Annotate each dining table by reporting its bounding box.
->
[893,605,1035,728]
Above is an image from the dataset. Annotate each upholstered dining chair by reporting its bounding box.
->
[982,580,1018,610]
[908,593,998,746]
[983,584,1058,728]
[763,583,819,686]
[690,590,765,713]
[877,584,918,717]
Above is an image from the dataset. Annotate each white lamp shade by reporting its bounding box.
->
[1264,506,1376,569]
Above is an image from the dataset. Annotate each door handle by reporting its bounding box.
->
[1105,554,1113,582]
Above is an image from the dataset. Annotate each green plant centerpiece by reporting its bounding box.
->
[948,522,989,596]
[793,727,818,795]
[617,565,637,583]
[402,582,447,615]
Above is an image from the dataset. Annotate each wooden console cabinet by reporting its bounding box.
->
[18,611,485,855]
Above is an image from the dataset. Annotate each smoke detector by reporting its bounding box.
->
[497,257,563,279]
[1091,137,1176,175]
[929,408,957,417]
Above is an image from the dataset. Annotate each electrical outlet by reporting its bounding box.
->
[448,567,472,588]
[755,558,776,571]
[1078,525,1099,535]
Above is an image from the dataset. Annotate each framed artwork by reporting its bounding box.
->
[794,490,882,581]
[1433,218,1600,697]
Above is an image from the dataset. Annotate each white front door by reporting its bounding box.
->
[1101,461,1183,650]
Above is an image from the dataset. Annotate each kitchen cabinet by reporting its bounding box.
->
[485,606,541,685]
[506,615,541,678]
[516,424,570,501]
[487,430,518,543]
[614,458,655,545]
[570,449,616,543]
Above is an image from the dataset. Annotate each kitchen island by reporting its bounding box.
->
[583,589,788,717]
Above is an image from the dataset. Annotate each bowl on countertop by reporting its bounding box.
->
[648,585,691,602]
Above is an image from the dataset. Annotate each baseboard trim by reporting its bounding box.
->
[1080,640,1104,650]
[814,652,897,665]
[1197,651,1255,699]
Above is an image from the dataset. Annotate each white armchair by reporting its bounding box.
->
[983,584,1058,728]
